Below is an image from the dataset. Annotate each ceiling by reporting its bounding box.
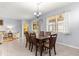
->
[0,2,73,19]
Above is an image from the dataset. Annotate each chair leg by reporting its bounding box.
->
[49,49,51,56]
[45,47,46,51]
[29,42,31,50]
[31,43,33,52]
[25,42,28,48]
[54,46,56,55]
[35,46,38,56]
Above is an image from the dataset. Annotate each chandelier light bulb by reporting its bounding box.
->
[39,12,42,15]
[34,12,37,15]
[37,14,39,16]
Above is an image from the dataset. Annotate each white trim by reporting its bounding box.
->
[57,42,79,49]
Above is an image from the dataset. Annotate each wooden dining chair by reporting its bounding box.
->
[44,32,51,43]
[39,31,44,37]
[30,32,41,56]
[30,32,36,51]
[24,32,30,48]
[43,34,57,56]
[44,32,51,37]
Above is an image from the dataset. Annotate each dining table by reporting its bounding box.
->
[36,36,49,56]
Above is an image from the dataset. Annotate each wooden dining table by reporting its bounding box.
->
[36,36,49,56]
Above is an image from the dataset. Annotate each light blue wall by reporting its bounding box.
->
[2,17,22,33]
[39,17,47,31]
[17,20,22,38]
[39,4,79,48]
[24,18,47,32]
[57,8,79,48]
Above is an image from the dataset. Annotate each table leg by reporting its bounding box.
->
[39,41,43,56]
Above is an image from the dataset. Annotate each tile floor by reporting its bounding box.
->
[0,40,79,56]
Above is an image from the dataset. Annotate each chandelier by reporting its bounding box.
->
[34,3,42,18]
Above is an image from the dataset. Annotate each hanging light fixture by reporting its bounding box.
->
[34,3,42,18]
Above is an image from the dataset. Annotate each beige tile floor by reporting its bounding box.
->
[0,40,79,56]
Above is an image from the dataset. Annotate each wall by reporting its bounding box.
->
[0,17,21,33]
[39,4,79,48]
[57,7,79,48]
[16,20,22,47]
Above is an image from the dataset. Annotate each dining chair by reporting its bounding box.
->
[43,34,57,56]
[39,31,44,37]
[44,32,51,37]
[30,32,36,51]
[24,32,30,48]
[30,32,41,56]
[44,32,51,44]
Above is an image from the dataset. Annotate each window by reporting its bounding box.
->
[46,14,64,33]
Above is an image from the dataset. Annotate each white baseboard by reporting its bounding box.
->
[57,42,79,49]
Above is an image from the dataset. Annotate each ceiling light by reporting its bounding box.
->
[34,3,42,18]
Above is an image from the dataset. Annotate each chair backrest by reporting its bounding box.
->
[49,34,57,48]
[30,32,36,45]
[44,32,51,37]
[39,31,44,37]
[24,32,30,42]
